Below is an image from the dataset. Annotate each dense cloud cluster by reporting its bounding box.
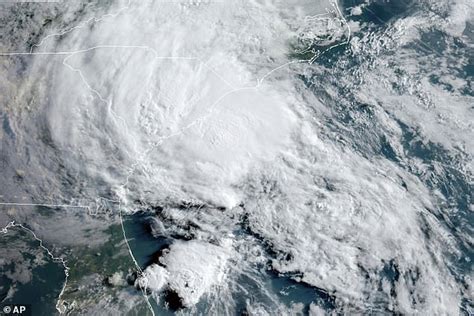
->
[0,0,472,314]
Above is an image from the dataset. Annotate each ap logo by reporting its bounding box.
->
[2,305,30,316]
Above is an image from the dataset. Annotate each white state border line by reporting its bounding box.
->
[0,221,70,313]
[0,1,351,315]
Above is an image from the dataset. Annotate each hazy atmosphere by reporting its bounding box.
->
[0,0,472,315]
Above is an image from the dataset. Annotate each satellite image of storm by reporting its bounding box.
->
[0,0,472,315]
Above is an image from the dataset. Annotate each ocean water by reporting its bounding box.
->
[0,0,472,315]
[0,227,64,316]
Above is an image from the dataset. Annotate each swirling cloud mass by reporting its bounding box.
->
[0,0,472,315]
